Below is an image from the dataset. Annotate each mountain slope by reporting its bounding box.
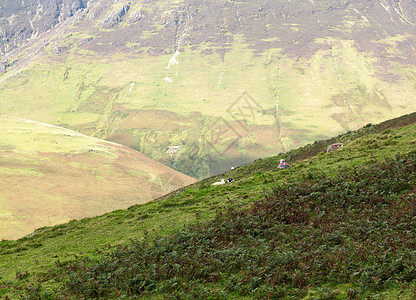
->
[1,0,415,178]
[49,152,416,299]
[0,114,196,240]
[0,111,415,298]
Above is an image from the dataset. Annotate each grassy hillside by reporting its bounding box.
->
[0,115,195,240]
[1,0,415,178]
[0,112,415,298]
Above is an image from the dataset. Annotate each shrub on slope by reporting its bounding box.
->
[31,152,416,299]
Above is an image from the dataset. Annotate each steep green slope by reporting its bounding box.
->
[1,0,415,178]
[0,115,195,240]
[43,152,416,299]
[0,112,415,298]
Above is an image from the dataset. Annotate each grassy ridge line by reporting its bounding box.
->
[0,114,196,240]
[0,112,416,295]
[40,151,416,299]
[218,112,416,180]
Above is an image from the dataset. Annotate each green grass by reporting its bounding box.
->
[1,112,416,298]
[0,114,115,154]
[1,21,416,178]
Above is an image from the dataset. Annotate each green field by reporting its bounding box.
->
[1,0,415,178]
[0,112,415,298]
[1,1,416,297]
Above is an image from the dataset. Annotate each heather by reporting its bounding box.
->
[35,152,416,299]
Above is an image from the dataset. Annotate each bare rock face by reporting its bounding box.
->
[128,10,145,23]
[59,0,88,20]
[101,3,130,28]
[0,0,87,55]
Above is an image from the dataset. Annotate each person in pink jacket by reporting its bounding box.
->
[278,159,290,169]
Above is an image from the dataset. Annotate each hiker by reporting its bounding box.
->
[278,159,290,169]
[326,143,342,153]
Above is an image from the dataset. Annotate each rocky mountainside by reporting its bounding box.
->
[0,0,415,178]
[2,0,415,57]
[0,0,87,56]
[2,0,415,65]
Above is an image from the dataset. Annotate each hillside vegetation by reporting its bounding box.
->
[0,114,195,240]
[0,112,415,298]
[1,0,416,178]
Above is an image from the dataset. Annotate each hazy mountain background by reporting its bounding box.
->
[1,0,415,179]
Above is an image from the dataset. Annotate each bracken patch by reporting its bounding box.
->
[24,151,416,299]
